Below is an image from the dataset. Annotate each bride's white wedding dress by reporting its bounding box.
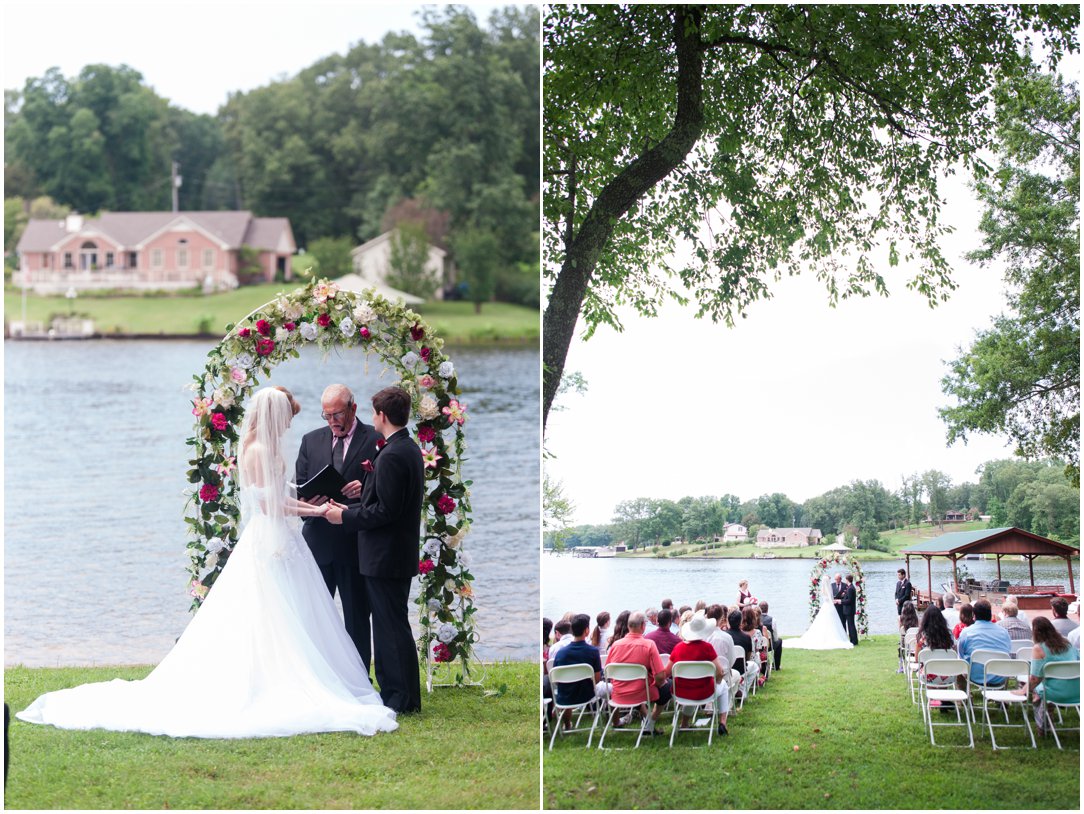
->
[17,484,399,738]
[786,581,854,650]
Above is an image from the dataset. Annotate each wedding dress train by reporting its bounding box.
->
[17,485,399,738]
[786,581,854,650]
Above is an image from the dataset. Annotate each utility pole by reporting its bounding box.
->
[171,161,182,212]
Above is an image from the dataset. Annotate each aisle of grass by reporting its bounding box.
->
[4,661,538,809]
[542,636,1079,810]
[4,283,539,344]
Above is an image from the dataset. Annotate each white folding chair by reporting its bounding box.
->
[597,663,652,749]
[979,658,1036,749]
[899,628,918,674]
[906,640,924,704]
[659,652,671,668]
[1039,660,1080,750]
[547,664,601,750]
[967,648,1012,702]
[1013,640,1034,660]
[668,661,719,748]
[921,657,975,747]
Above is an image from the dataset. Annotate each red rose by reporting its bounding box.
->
[256,338,275,356]
[238,327,251,338]
[420,346,431,362]
[317,313,331,327]
[359,326,371,339]
[361,459,374,472]
[376,438,386,450]
[417,426,436,443]
[199,483,219,502]
[210,412,228,431]
[283,321,296,331]
[419,558,435,575]
[433,642,452,662]
[256,319,271,336]
[410,323,424,341]
[436,494,456,515]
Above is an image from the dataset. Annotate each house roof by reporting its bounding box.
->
[351,229,446,258]
[758,527,823,536]
[16,211,293,253]
[901,527,1079,557]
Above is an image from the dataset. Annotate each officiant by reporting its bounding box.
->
[296,383,383,670]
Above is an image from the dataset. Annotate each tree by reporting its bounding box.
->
[4,197,28,255]
[305,236,354,280]
[922,470,952,528]
[612,497,654,550]
[679,495,723,541]
[543,472,576,552]
[939,69,1080,485]
[386,223,439,299]
[452,227,499,312]
[542,4,1079,430]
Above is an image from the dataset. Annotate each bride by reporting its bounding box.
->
[17,388,398,738]
[786,577,854,650]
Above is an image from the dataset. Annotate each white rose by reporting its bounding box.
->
[437,622,457,643]
[457,551,472,568]
[353,303,376,324]
[274,327,290,343]
[206,537,226,554]
[212,387,235,408]
[419,395,440,420]
[206,553,219,569]
[444,579,457,592]
[438,360,455,379]
[278,298,304,321]
[235,352,254,369]
[339,317,355,337]
[299,322,318,341]
[422,538,441,557]
[427,598,443,613]
[401,351,420,368]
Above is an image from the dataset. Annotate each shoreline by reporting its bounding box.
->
[6,333,538,346]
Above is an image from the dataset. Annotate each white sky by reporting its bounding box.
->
[2,1,510,116]
[545,165,1053,526]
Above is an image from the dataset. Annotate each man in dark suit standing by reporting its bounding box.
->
[894,568,913,616]
[296,383,383,670]
[842,575,859,645]
[326,386,423,714]
[831,573,847,628]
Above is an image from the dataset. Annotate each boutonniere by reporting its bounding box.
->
[361,459,375,472]
[376,438,387,450]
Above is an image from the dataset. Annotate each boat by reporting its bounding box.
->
[594,546,617,558]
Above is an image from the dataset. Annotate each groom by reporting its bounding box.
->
[326,386,423,714]
[831,573,847,628]
[841,575,859,645]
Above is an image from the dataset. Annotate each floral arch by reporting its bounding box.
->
[808,552,869,637]
[183,278,477,684]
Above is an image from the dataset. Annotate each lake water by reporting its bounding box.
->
[5,340,539,666]
[543,553,1079,637]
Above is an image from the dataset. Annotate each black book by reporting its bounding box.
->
[296,465,347,502]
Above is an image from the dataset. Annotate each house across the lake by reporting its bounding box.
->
[350,229,448,300]
[720,523,748,542]
[756,527,824,548]
[14,211,296,293]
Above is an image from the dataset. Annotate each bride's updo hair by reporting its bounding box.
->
[273,386,301,416]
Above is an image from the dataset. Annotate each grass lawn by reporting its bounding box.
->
[4,283,538,345]
[542,636,1079,809]
[4,661,538,809]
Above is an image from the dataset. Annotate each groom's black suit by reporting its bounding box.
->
[339,427,424,713]
[296,419,382,669]
[841,583,859,645]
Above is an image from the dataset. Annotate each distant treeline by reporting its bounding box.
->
[4,6,539,304]
[546,458,1080,551]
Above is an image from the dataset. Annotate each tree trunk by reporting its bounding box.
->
[542,6,707,432]
[474,301,482,315]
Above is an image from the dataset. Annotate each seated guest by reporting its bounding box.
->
[1016,616,1080,736]
[644,608,681,655]
[546,619,573,673]
[678,605,693,618]
[952,603,975,641]
[726,609,752,680]
[759,600,782,671]
[605,611,671,732]
[916,606,955,686]
[694,599,707,612]
[996,601,1031,641]
[660,598,673,611]
[552,613,603,727]
[957,599,1012,686]
[542,617,553,710]
[590,611,612,659]
[664,611,730,735]
[898,601,920,673]
[941,593,959,629]
[644,607,659,634]
[607,610,631,651]
[1050,597,1079,637]
[1067,626,1080,650]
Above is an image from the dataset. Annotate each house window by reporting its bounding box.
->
[152,249,163,268]
[203,248,214,268]
[105,252,114,268]
[128,251,138,269]
[177,248,188,268]
[63,252,73,269]
[42,254,50,268]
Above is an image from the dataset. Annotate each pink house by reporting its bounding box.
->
[15,211,296,293]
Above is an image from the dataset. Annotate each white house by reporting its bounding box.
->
[350,229,447,301]
[756,527,824,548]
[721,523,748,542]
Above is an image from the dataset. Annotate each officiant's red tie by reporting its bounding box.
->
[332,436,345,473]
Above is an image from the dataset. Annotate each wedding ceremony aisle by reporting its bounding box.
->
[542,636,1079,810]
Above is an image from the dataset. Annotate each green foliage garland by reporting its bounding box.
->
[184,278,477,678]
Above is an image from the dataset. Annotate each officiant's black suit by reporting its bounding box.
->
[339,427,424,713]
[296,419,382,669]
[831,581,847,626]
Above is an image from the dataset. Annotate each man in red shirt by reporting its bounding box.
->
[605,611,671,732]
[664,611,730,735]
[644,608,682,655]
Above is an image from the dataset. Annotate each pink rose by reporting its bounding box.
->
[256,319,271,336]
[436,494,456,515]
[199,483,219,502]
[417,426,436,443]
[229,367,247,384]
[256,338,275,356]
[419,558,435,575]
[359,326,371,339]
[317,313,331,327]
[418,374,436,389]
[238,327,251,338]
[210,412,228,431]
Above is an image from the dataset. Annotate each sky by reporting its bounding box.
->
[2,1,509,116]
[544,168,1035,526]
